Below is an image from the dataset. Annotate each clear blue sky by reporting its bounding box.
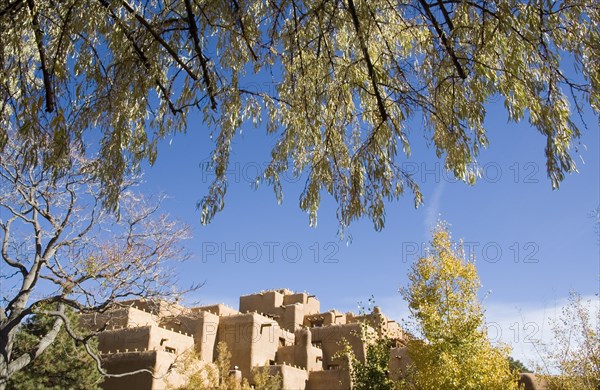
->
[141,94,599,365]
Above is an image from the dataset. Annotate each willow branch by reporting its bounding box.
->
[97,0,198,82]
[347,0,388,121]
[0,0,25,18]
[419,0,467,80]
[230,0,259,61]
[183,0,217,110]
[101,2,183,115]
[27,0,55,112]
[436,0,454,31]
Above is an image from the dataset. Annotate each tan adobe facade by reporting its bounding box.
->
[85,289,546,390]
[85,288,408,389]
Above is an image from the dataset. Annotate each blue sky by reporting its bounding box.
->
[140,94,599,366]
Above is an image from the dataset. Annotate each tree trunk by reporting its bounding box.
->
[0,352,9,390]
[0,325,13,390]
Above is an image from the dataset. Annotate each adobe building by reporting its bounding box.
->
[85,288,546,390]
[85,288,409,389]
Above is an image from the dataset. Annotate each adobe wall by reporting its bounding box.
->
[101,351,156,390]
[280,303,305,331]
[263,364,309,389]
[276,345,296,366]
[81,306,157,331]
[119,349,192,390]
[283,292,320,315]
[98,326,152,353]
[217,312,294,378]
[304,310,347,327]
[276,328,323,372]
[216,313,254,376]
[352,307,404,340]
[276,343,323,373]
[239,290,285,314]
[193,303,239,317]
[153,350,194,389]
[381,320,404,340]
[147,324,194,355]
[519,373,548,390]
[306,368,351,390]
[101,350,211,390]
[388,346,411,381]
[160,311,219,362]
[126,299,187,318]
[98,325,194,356]
[310,322,369,368]
[240,290,321,332]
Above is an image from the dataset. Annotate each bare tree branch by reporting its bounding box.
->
[0,217,27,276]
[6,305,65,376]
[0,137,194,386]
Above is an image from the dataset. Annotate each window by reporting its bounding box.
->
[165,346,176,354]
[328,364,339,370]
[279,337,286,347]
[311,320,323,328]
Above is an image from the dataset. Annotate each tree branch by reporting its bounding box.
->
[26,0,55,112]
[7,305,64,376]
[418,0,467,80]
[97,0,198,82]
[347,0,388,121]
[99,1,184,115]
[436,0,454,31]
[1,217,28,277]
[46,309,177,379]
[229,0,259,62]
[183,0,217,110]
[0,0,25,19]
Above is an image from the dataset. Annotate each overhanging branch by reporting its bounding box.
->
[183,0,217,110]
[26,0,55,113]
[0,0,25,18]
[419,0,467,80]
[97,0,199,82]
[347,0,388,121]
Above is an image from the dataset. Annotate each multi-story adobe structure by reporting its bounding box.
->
[84,288,410,389]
